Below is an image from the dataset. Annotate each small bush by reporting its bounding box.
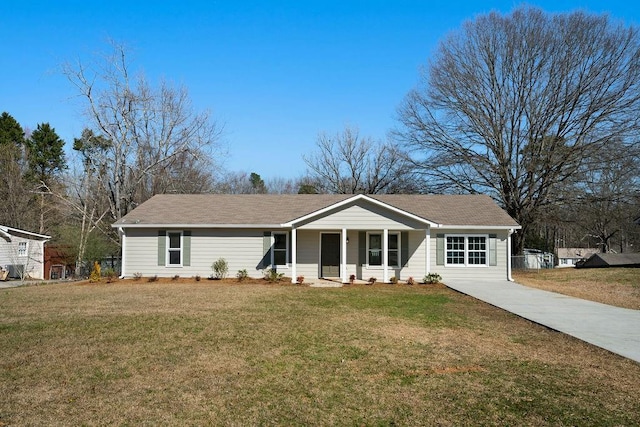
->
[133,272,143,281]
[296,275,305,285]
[194,275,201,282]
[147,275,159,282]
[237,269,249,281]
[367,277,377,285]
[264,268,285,282]
[424,273,442,284]
[171,274,180,281]
[406,276,416,286]
[389,276,398,284]
[103,268,117,283]
[212,258,229,279]
[349,274,356,284]
[89,261,101,283]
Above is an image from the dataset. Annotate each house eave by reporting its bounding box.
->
[439,225,522,230]
[112,223,288,229]
[0,225,51,240]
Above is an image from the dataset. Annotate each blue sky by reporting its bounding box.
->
[3,1,640,180]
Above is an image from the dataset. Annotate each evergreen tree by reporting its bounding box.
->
[26,122,66,184]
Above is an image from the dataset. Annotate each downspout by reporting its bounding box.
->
[507,229,514,281]
[119,227,126,279]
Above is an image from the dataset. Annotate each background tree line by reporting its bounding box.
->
[1,7,639,275]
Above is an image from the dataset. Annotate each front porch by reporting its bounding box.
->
[288,227,431,284]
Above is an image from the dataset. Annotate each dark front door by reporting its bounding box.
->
[321,233,341,277]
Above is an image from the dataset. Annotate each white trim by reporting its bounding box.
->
[119,227,127,278]
[113,223,285,229]
[507,229,514,281]
[341,228,348,283]
[0,225,51,240]
[284,194,439,227]
[166,231,183,267]
[291,228,297,283]
[444,234,489,267]
[438,225,521,230]
[383,229,389,283]
[425,227,431,274]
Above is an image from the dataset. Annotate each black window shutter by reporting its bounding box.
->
[401,231,409,267]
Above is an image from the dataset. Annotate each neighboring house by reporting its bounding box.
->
[0,225,51,280]
[112,194,521,283]
[578,253,640,268]
[44,245,75,280]
[556,248,600,268]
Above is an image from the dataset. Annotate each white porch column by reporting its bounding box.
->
[425,227,431,275]
[383,228,389,283]
[341,228,348,283]
[291,227,297,284]
[507,229,514,281]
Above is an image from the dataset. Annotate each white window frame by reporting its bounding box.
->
[366,232,401,268]
[271,232,289,268]
[166,231,183,267]
[17,241,28,257]
[445,234,488,267]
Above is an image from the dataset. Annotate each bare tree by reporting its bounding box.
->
[63,42,223,222]
[396,7,640,254]
[303,126,413,194]
[572,142,640,253]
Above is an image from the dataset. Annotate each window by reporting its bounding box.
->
[17,241,27,257]
[167,232,182,266]
[446,235,487,266]
[367,232,400,267]
[467,236,487,265]
[272,232,288,266]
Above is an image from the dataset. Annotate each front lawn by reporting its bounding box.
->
[514,267,640,309]
[1,281,639,425]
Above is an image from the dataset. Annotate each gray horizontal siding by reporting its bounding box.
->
[125,228,266,278]
[430,229,509,282]
[0,237,45,279]
[298,202,426,230]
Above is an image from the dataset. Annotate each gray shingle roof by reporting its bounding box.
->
[113,194,520,228]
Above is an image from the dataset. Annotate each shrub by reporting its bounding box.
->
[406,276,416,286]
[89,261,101,283]
[264,268,285,282]
[104,268,117,283]
[171,274,180,281]
[389,276,398,284]
[212,258,229,279]
[194,275,201,281]
[133,272,143,281]
[349,274,356,284]
[296,275,305,285]
[424,273,442,284]
[367,277,377,285]
[236,269,249,281]
[147,275,159,282]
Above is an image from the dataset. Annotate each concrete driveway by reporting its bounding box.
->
[446,279,640,364]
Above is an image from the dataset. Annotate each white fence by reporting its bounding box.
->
[511,252,555,270]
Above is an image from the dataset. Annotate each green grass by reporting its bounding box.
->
[1,281,639,426]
